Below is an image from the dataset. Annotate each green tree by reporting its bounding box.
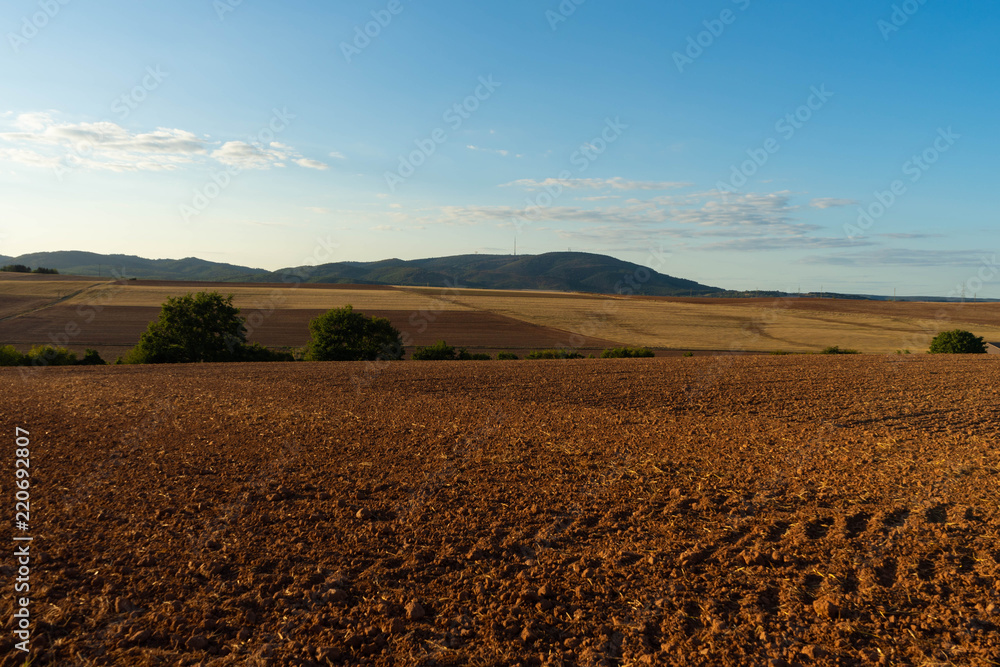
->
[929,329,986,354]
[1,264,31,273]
[77,349,107,366]
[305,305,403,361]
[0,345,25,366]
[123,292,249,364]
[24,345,77,366]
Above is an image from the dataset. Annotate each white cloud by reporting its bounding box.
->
[305,207,331,214]
[212,141,283,169]
[328,150,346,160]
[294,157,329,170]
[810,197,860,209]
[503,177,693,191]
[0,111,327,173]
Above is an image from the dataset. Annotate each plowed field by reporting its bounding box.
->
[2,356,1000,666]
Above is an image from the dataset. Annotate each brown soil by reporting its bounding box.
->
[2,356,999,666]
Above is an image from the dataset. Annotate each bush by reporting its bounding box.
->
[526,349,584,360]
[305,305,403,362]
[683,351,694,357]
[123,291,250,364]
[24,345,77,366]
[0,345,25,366]
[412,340,456,360]
[497,352,519,360]
[458,350,491,360]
[929,329,986,354]
[820,346,860,355]
[77,349,107,366]
[771,350,792,355]
[601,347,655,359]
[32,267,59,274]
[237,343,295,362]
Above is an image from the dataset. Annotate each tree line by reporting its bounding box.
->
[0,291,990,367]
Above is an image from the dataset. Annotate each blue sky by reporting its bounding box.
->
[0,0,997,295]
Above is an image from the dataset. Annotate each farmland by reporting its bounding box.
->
[3,275,1000,359]
[2,356,999,665]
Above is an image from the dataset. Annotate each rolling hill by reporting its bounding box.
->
[0,250,724,296]
[2,251,268,281]
[260,252,723,296]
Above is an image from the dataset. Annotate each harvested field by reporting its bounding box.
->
[5,276,1000,357]
[2,356,1000,665]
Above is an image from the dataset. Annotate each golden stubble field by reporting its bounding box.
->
[3,276,1000,355]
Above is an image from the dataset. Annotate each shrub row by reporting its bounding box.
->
[0,345,106,367]
[1,265,59,274]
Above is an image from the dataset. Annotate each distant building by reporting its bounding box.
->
[987,342,1000,355]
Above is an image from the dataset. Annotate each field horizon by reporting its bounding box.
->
[2,273,1000,360]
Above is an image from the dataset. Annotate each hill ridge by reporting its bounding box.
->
[1,250,724,296]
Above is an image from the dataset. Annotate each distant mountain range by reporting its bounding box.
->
[2,251,269,282]
[3,250,996,302]
[0,250,725,296]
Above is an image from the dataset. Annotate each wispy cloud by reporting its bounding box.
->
[425,191,811,236]
[804,248,994,267]
[809,197,859,209]
[875,232,946,240]
[467,145,522,158]
[328,150,346,160]
[502,177,693,191]
[0,111,328,172]
[699,236,876,252]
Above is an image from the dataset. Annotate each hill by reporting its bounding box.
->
[0,250,723,296]
[261,252,724,296]
[3,251,268,281]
